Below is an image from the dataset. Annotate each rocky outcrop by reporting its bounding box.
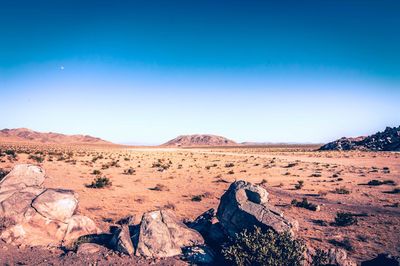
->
[320,126,400,151]
[0,164,100,247]
[135,210,204,258]
[216,180,298,237]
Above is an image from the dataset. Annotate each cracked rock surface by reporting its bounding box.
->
[0,164,100,247]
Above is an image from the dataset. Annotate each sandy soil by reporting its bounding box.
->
[0,143,399,264]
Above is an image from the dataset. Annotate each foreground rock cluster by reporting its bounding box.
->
[1,164,394,265]
[320,126,400,151]
[0,164,100,247]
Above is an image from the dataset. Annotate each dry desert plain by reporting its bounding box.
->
[0,142,399,264]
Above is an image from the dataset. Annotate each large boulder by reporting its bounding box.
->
[217,180,297,237]
[0,164,100,247]
[31,189,78,221]
[135,210,204,258]
[0,164,45,193]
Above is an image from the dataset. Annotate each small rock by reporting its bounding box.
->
[110,224,134,256]
[77,243,106,255]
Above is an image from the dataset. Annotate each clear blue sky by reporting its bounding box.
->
[1,0,399,144]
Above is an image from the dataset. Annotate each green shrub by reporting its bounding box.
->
[222,226,306,266]
[334,212,357,226]
[86,176,112,188]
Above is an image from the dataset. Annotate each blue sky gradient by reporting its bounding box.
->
[1,0,399,144]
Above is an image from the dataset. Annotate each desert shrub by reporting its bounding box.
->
[123,167,135,175]
[295,180,304,190]
[149,183,168,191]
[222,226,305,266]
[291,198,319,211]
[86,176,112,188]
[28,154,44,163]
[385,188,400,194]
[311,249,330,266]
[0,217,16,233]
[91,169,101,175]
[285,163,297,168]
[333,187,350,194]
[152,160,170,171]
[4,150,16,158]
[191,195,203,202]
[225,162,235,168]
[227,170,235,175]
[334,212,357,226]
[368,179,396,186]
[0,168,9,181]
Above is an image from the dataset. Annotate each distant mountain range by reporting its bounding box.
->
[319,126,400,151]
[162,134,238,147]
[0,128,113,145]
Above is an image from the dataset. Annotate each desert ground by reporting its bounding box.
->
[0,142,399,264]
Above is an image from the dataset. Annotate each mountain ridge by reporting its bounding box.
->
[0,128,113,145]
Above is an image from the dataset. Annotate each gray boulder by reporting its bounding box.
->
[217,180,297,237]
[135,209,204,258]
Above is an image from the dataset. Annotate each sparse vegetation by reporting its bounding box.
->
[333,187,350,194]
[294,180,304,190]
[86,176,112,188]
[28,154,44,163]
[367,179,396,186]
[222,226,306,266]
[334,212,357,226]
[123,167,135,175]
[291,198,319,211]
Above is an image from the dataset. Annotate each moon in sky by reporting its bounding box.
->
[60,66,65,70]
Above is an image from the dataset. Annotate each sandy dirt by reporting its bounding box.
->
[0,143,399,264]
